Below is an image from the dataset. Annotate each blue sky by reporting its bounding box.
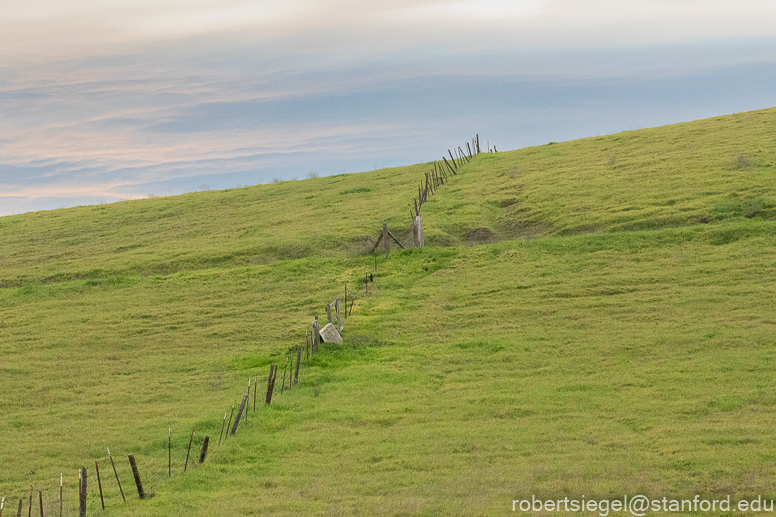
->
[1,1,775,216]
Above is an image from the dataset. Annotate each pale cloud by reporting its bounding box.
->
[1,0,775,215]
[3,0,776,59]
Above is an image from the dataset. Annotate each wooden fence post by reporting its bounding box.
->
[27,486,31,517]
[245,379,250,423]
[198,435,210,464]
[95,462,105,511]
[79,468,86,517]
[326,304,332,325]
[230,395,247,434]
[312,316,320,353]
[127,455,145,499]
[17,498,22,517]
[224,405,234,443]
[265,365,275,405]
[335,299,342,332]
[294,345,301,384]
[246,379,251,421]
[184,428,194,472]
[107,449,125,502]
[168,428,171,477]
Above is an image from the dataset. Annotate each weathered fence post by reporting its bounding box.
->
[17,498,22,517]
[127,455,145,499]
[79,468,86,517]
[312,316,320,353]
[294,345,301,384]
[224,405,234,443]
[107,449,125,502]
[413,216,424,248]
[168,428,171,477]
[27,486,31,517]
[37,491,42,517]
[335,298,342,332]
[95,461,105,511]
[231,395,248,434]
[245,379,250,423]
[184,428,194,472]
[198,435,210,463]
[265,365,276,405]
[59,474,62,517]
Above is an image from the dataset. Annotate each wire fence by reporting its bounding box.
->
[2,172,433,514]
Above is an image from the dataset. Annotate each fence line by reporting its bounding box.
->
[2,207,391,515]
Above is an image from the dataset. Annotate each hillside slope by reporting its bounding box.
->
[1,108,774,286]
[1,107,775,515]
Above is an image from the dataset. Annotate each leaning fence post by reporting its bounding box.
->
[198,435,210,463]
[184,428,194,472]
[294,345,302,384]
[224,405,234,443]
[265,365,274,404]
[245,379,250,423]
[127,455,145,499]
[266,365,278,405]
[107,449,125,502]
[95,461,105,511]
[231,395,248,434]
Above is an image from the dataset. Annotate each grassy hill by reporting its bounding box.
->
[1,107,775,515]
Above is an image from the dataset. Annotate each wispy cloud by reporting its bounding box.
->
[1,1,775,215]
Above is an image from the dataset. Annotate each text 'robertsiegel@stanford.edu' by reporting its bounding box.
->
[512,495,776,515]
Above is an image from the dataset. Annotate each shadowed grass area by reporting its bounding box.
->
[1,108,776,515]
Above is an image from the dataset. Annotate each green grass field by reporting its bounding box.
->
[1,108,775,515]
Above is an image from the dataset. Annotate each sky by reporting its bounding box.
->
[1,1,775,216]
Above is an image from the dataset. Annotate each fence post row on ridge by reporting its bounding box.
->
[2,138,497,513]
